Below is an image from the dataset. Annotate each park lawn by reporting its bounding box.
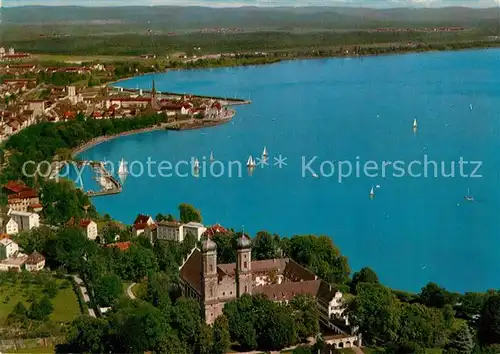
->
[50,285,81,322]
[122,281,133,296]
[132,282,146,299]
[7,346,55,353]
[0,277,80,324]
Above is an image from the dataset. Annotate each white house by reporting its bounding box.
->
[5,218,19,235]
[25,251,45,272]
[79,219,98,240]
[182,222,206,241]
[181,102,193,115]
[8,210,40,231]
[0,238,19,259]
[157,221,183,242]
[132,214,156,237]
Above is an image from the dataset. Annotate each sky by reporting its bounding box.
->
[2,0,500,7]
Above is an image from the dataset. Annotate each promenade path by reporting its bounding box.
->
[126,282,137,299]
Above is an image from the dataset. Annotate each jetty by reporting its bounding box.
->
[78,160,123,197]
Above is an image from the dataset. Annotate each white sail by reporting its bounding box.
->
[210,151,214,162]
[247,155,255,167]
[262,146,268,157]
[118,158,128,175]
[413,118,418,128]
[194,158,200,169]
[470,104,473,111]
[370,186,375,196]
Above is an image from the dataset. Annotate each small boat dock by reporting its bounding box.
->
[78,160,123,197]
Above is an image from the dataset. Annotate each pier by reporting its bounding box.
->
[77,160,123,197]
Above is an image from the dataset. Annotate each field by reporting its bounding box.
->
[7,346,55,353]
[0,273,81,324]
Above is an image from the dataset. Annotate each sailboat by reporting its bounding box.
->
[369,185,375,199]
[210,151,215,163]
[413,118,418,129]
[193,158,200,170]
[118,158,128,175]
[262,146,268,158]
[464,188,474,202]
[246,155,255,168]
[469,104,473,111]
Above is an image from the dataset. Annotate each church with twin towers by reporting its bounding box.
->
[179,232,357,344]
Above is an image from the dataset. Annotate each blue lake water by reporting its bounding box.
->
[75,49,500,293]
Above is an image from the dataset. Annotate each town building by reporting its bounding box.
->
[79,219,98,240]
[183,222,207,241]
[25,251,45,272]
[179,235,359,345]
[132,214,156,237]
[4,218,19,235]
[8,209,40,231]
[2,181,40,212]
[0,238,19,259]
[157,221,183,242]
[67,217,98,240]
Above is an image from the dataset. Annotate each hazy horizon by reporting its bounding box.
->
[2,0,500,8]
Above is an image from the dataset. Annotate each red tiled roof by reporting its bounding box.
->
[134,214,151,225]
[106,241,131,251]
[203,224,228,237]
[79,219,93,228]
[3,181,27,194]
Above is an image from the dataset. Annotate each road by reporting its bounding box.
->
[71,275,96,318]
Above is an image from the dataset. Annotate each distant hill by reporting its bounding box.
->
[1,6,499,30]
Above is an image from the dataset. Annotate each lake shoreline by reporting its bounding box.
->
[105,41,500,87]
[72,112,236,156]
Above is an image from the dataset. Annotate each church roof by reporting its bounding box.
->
[254,280,321,301]
[180,248,203,294]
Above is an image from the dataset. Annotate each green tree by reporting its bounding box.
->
[478,293,500,345]
[114,301,169,353]
[44,226,91,272]
[125,244,159,281]
[154,330,188,354]
[351,267,379,293]
[212,232,237,263]
[182,231,197,255]
[28,296,54,321]
[287,235,350,284]
[444,323,474,354]
[144,272,173,313]
[197,323,213,354]
[419,282,455,309]
[212,314,231,354]
[348,283,400,346]
[253,231,280,260]
[482,344,500,354]
[65,316,109,353]
[94,274,123,307]
[289,294,319,341]
[223,294,258,350]
[171,298,202,352]
[258,305,296,350]
[178,203,202,223]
